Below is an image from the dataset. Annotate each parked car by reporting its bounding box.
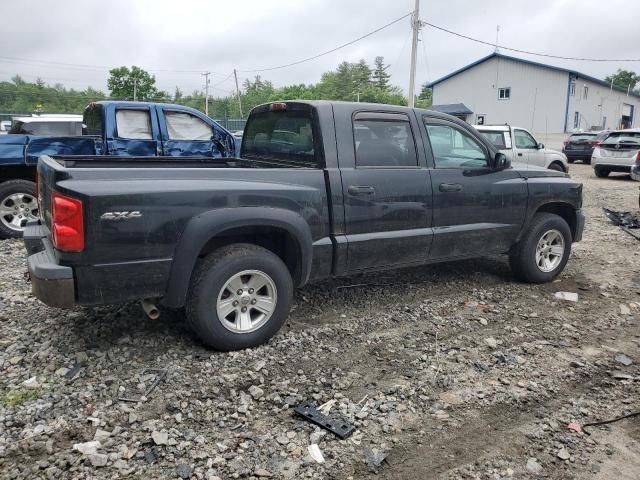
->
[591,129,640,178]
[8,114,83,136]
[474,125,568,172]
[562,131,609,164]
[0,101,236,238]
[25,101,585,351]
[0,120,11,135]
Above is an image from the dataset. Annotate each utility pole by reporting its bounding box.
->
[494,25,500,52]
[202,72,211,116]
[233,69,244,118]
[133,79,138,101]
[408,0,421,108]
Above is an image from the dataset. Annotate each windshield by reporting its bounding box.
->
[602,131,640,145]
[241,109,318,166]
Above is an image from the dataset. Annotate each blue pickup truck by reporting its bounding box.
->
[0,101,236,238]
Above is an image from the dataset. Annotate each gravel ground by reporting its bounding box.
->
[1,163,639,480]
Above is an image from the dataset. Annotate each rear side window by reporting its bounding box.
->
[478,130,507,149]
[242,110,317,166]
[116,109,152,139]
[84,104,103,136]
[353,113,417,167]
[165,111,212,141]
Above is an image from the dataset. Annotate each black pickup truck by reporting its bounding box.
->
[25,101,585,350]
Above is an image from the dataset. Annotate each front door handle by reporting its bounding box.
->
[439,183,463,192]
[517,152,523,157]
[348,185,375,196]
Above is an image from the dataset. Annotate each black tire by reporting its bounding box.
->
[594,166,610,178]
[548,162,565,172]
[186,243,293,351]
[509,213,572,283]
[567,158,575,164]
[583,158,591,165]
[0,180,37,239]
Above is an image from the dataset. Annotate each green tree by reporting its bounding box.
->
[372,56,391,91]
[173,86,183,102]
[416,85,432,108]
[604,69,640,92]
[107,66,157,100]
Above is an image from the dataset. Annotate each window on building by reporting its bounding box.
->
[115,109,152,139]
[569,81,576,96]
[583,85,588,99]
[353,113,418,167]
[498,87,511,100]
[574,112,580,129]
[602,116,607,128]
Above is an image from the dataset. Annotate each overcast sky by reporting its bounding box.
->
[2,0,639,98]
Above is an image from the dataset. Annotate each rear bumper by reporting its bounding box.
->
[24,223,75,308]
[574,209,586,242]
[631,164,640,181]
[563,150,592,159]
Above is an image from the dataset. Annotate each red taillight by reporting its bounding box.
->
[590,140,601,146]
[51,192,84,251]
[636,151,640,165]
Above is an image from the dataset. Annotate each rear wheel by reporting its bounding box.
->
[567,158,575,164]
[186,243,293,351]
[0,180,38,239]
[548,162,565,172]
[509,213,572,283]
[594,166,610,178]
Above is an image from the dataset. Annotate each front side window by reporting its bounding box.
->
[353,114,417,167]
[242,109,317,166]
[498,87,510,100]
[165,111,212,141]
[478,130,508,149]
[425,121,488,168]
[115,109,152,140]
[514,129,538,149]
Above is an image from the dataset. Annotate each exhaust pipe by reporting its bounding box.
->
[141,299,160,320]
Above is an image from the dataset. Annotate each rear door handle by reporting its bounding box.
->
[348,185,375,196]
[439,183,463,192]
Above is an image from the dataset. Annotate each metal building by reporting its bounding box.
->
[428,53,640,134]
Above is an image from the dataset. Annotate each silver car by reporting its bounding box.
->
[592,129,640,178]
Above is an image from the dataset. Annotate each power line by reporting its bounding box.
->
[422,20,640,62]
[237,12,412,73]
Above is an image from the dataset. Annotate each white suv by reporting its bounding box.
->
[474,125,568,172]
[591,129,640,178]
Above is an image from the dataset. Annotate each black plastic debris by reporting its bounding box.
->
[294,402,355,439]
[603,208,640,240]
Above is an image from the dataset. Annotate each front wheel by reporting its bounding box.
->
[509,213,572,283]
[548,162,565,172]
[0,180,38,239]
[186,243,293,351]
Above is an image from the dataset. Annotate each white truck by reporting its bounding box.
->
[474,125,568,172]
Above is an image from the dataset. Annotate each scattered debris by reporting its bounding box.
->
[144,447,160,464]
[363,446,387,472]
[484,337,498,348]
[611,371,634,380]
[64,364,83,380]
[526,458,543,474]
[318,399,337,415]
[619,304,631,315]
[308,444,325,464]
[176,464,193,479]
[567,422,582,433]
[118,368,167,403]
[87,453,108,467]
[615,353,633,366]
[582,411,640,435]
[557,448,571,460]
[603,208,640,240]
[254,467,273,477]
[554,291,579,302]
[73,440,101,455]
[151,430,169,445]
[294,402,355,439]
[21,377,40,389]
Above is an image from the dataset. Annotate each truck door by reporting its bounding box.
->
[107,105,160,156]
[157,107,224,157]
[336,109,433,272]
[513,128,544,168]
[422,117,528,259]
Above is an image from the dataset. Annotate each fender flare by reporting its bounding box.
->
[162,207,313,308]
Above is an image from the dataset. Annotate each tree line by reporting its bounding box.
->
[0,56,433,118]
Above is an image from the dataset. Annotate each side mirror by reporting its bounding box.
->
[538,142,545,149]
[492,152,511,170]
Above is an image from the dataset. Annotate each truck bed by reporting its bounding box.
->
[50,155,319,169]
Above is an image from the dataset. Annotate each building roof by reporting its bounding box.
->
[428,103,473,116]
[426,52,640,99]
